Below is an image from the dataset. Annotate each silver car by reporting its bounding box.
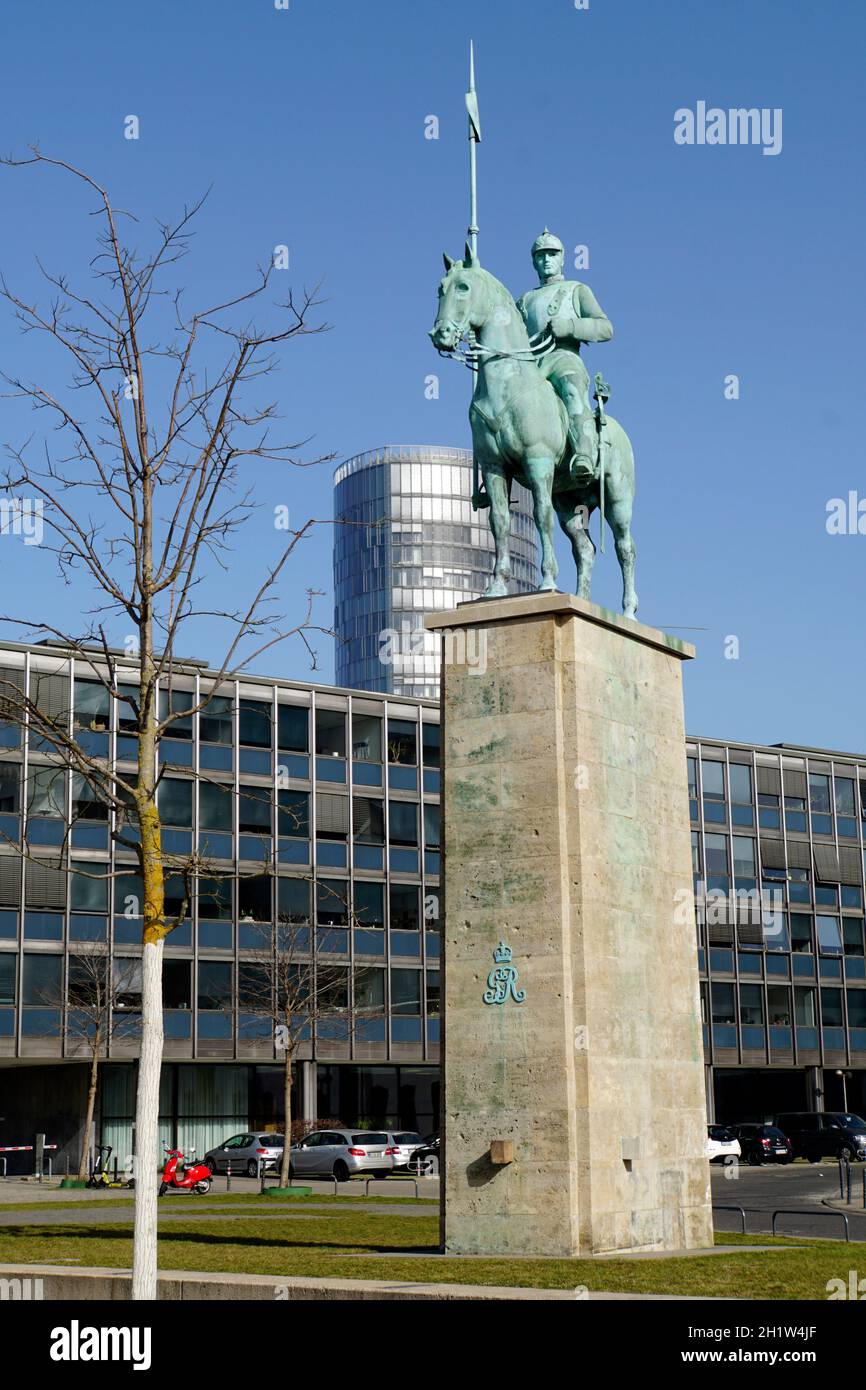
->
[289,1128,393,1181]
[203,1131,284,1178]
[386,1130,425,1171]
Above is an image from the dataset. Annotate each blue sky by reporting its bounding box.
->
[0,0,864,750]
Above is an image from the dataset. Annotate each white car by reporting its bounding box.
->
[385,1130,426,1171]
[706,1125,741,1163]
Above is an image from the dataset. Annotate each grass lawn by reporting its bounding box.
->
[0,1203,853,1297]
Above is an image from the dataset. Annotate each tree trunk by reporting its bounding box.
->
[132,933,164,1299]
[280,1055,293,1187]
[77,1037,101,1181]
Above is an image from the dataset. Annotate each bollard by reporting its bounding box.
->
[848,1163,853,1204]
[862,1169,865,1209]
[259,1160,266,1195]
[839,1157,846,1198]
[113,1154,118,1183]
[226,1160,232,1193]
[35,1133,45,1184]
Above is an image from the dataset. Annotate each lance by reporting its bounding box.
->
[465,41,488,511]
[594,373,610,554]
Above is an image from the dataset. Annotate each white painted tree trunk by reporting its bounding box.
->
[132,936,164,1300]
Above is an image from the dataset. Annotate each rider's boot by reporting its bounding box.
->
[558,378,599,487]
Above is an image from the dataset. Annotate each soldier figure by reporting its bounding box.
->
[516,230,612,486]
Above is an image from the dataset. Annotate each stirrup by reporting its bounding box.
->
[569,452,597,486]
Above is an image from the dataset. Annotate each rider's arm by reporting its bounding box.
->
[569,283,613,343]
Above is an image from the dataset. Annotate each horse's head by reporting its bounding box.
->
[429,245,489,353]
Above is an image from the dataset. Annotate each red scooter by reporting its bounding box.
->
[158,1145,212,1196]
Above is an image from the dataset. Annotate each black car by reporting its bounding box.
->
[775,1111,866,1163]
[407,1134,439,1175]
[732,1123,793,1166]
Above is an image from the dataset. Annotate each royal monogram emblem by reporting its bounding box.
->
[483,941,526,1006]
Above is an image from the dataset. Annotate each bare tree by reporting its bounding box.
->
[37,948,142,1181]
[237,880,382,1187]
[0,150,330,1298]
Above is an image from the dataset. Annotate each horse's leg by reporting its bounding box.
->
[604,493,638,618]
[525,456,559,592]
[482,468,512,598]
[554,493,596,599]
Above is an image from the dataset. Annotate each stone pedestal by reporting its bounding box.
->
[425,593,713,1257]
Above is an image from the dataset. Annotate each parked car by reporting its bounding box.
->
[776,1112,866,1163]
[732,1123,793,1166]
[706,1125,741,1163]
[407,1134,440,1175]
[203,1132,284,1177]
[386,1131,426,1171]
[288,1128,393,1181]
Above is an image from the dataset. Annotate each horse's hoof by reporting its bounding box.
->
[483,579,508,599]
[538,578,558,593]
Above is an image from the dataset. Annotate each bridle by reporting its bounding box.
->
[434,279,555,370]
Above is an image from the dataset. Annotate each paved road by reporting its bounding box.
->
[711,1161,865,1239]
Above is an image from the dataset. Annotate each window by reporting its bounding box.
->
[277,790,309,839]
[391,968,421,1015]
[71,861,107,913]
[198,961,232,1010]
[277,877,310,924]
[388,801,418,846]
[710,982,735,1024]
[809,773,831,814]
[0,764,21,814]
[354,966,385,1012]
[71,773,108,823]
[27,768,65,818]
[158,687,193,739]
[238,875,272,923]
[22,953,62,1005]
[113,957,142,1010]
[197,877,232,920]
[352,713,382,763]
[426,969,440,1017]
[278,704,308,753]
[687,757,698,798]
[847,990,866,1029]
[238,785,271,835]
[817,915,843,956]
[73,681,109,733]
[729,764,752,805]
[317,879,348,926]
[0,954,15,1004]
[390,884,419,930]
[353,796,384,844]
[200,696,233,745]
[732,836,755,880]
[422,723,440,769]
[767,985,791,1025]
[836,778,856,817]
[158,778,193,828]
[820,987,844,1027]
[164,960,191,1009]
[116,683,139,735]
[790,914,813,953]
[795,986,817,1027]
[387,719,416,765]
[315,709,345,758]
[701,760,725,801]
[239,700,271,748]
[844,920,864,957]
[739,984,764,1026]
[200,782,233,832]
[114,871,142,919]
[315,793,348,842]
[354,881,384,928]
[424,803,440,849]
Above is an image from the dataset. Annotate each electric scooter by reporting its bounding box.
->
[158,1144,212,1196]
[86,1145,135,1189]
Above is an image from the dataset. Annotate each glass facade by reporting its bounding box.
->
[0,646,441,1137]
[333,445,539,698]
[691,738,866,1121]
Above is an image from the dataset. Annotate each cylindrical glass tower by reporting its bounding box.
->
[333,445,539,698]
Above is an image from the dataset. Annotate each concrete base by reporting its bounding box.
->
[426,593,714,1258]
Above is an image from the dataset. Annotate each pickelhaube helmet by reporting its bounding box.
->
[531,228,564,257]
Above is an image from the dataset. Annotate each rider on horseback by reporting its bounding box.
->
[516,230,613,488]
